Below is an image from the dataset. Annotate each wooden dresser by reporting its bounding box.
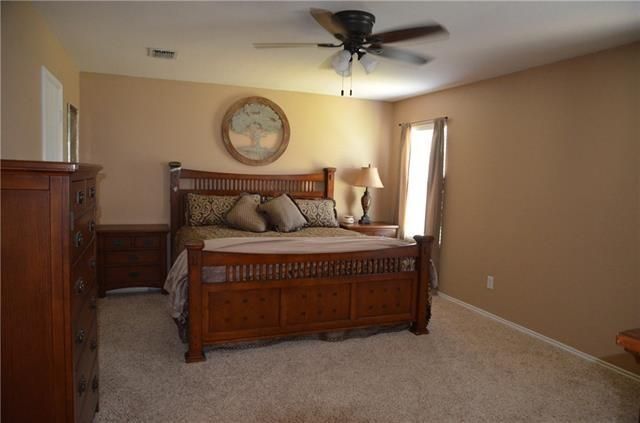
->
[96,224,169,297]
[1,160,102,423]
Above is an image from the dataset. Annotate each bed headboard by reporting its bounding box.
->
[168,161,336,259]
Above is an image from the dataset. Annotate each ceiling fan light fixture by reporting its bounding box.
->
[359,53,378,74]
[331,49,352,73]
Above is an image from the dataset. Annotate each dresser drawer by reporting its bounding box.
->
[71,180,87,215]
[104,265,161,288]
[105,250,160,266]
[74,345,98,423]
[77,361,99,423]
[73,302,97,369]
[71,210,96,264]
[85,178,97,209]
[71,241,96,318]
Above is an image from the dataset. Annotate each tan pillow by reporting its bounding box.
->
[225,194,268,232]
[295,198,339,228]
[258,194,308,233]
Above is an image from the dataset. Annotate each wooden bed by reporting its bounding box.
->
[168,162,434,363]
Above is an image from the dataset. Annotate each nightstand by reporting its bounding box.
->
[96,224,169,297]
[340,222,399,238]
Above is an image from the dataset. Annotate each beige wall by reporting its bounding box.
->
[80,73,395,225]
[1,1,81,160]
[394,43,640,374]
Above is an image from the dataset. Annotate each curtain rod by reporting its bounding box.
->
[397,116,448,127]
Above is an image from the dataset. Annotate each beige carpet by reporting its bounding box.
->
[95,293,640,422]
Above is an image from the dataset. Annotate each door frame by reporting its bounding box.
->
[40,66,64,161]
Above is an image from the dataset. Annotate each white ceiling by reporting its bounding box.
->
[35,1,640,101]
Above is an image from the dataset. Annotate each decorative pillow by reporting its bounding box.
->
[295,198,339,228]
[224,194,268,232]
[186,193,237,226]
[258,194,308,233]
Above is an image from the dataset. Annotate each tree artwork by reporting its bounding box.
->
[230,103,283,160]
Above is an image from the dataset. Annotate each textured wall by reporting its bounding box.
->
[80,72,395,225]
[393,43,640,374]
[1,2,81,160]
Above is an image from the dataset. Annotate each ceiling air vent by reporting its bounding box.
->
[147,48,177,60]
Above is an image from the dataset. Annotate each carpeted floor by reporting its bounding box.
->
[95,293,640,422]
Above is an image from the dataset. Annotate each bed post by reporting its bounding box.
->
[169,161,182,263]
[411,235,434,335]
[323,167,336,199]
[185,241,206,363]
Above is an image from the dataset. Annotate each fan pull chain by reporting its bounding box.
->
[341,71,345,97]
[350,65,353,96]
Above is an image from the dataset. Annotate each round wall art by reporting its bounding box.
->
[221,96,290,166]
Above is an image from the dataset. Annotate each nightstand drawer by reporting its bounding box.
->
[134,236,160,250]
[105,250,161,266]
[104,236,134,251]
[104,265,162,287]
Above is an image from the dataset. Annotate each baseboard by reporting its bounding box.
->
[437,292,640,383]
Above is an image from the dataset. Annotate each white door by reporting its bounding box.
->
[41,66,63,161]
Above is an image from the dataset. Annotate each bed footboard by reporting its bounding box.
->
[184,236,433,363]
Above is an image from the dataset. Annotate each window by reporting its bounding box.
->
[403,123,434,239]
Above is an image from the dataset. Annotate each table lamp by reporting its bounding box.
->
[353,164,384,224]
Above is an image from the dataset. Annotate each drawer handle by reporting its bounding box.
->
[89,220,96,233]
[89,186,96,199]
[128,271,140,278]
[75,329,86,344]
[75,278,86,295]
[90,339,98,352]
[78,376,87,396]
[92,375,99,393]
[90,296,97,310]
[76,190,85,205]
[127,254,139,263]
[89,258,96,270]
[74,231,84,248]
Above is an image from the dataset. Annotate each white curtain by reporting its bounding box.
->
[396,123,412,240]
[424,118,447,289]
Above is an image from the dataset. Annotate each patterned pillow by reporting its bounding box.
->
[186,194,237,226]
[295,198,339,228]
[225,194,268,232]
[258,194,308,233]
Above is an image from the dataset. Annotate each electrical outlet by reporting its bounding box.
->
[487,275,495,290]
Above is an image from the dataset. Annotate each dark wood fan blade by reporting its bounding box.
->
[367,24,448,44]
[310,8,348,41]
[253,43,341,49]
[366,46,431,65]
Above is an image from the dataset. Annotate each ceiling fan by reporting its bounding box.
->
[254,8,449,95]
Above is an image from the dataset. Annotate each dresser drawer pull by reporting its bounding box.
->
[89,220,96,233]
[74,231,84,248]
[89,186,96,199]
[76,190,85,205]
[127,254,139,263]
[75,278,86,295]
[90,339,98,352]
[78,376,87,396]
[92,375,99,393]
[89,258,96,270]
[90,296,97,310]
[128,271,140,278]
[75,329,86,344]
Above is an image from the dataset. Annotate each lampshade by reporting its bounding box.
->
[353,165,384,188]
[332,50,352,74]
[359,53,378,74]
